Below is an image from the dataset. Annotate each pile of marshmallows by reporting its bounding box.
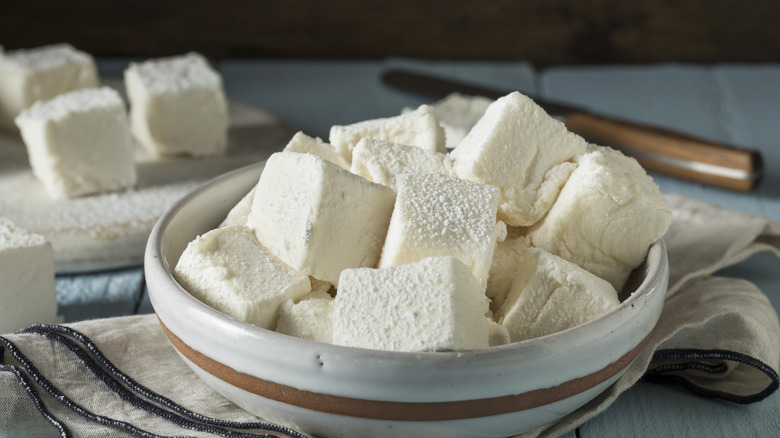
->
[1,43,229,200]
[0,43,227,334]
[174,90,673,352]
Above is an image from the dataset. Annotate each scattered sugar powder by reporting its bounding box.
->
[18,87,123,121]
[0,43,93,72]
[0,217,47,250]
[126,52,222,94]
[0,168,196,235]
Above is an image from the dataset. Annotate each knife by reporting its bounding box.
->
[381,69,764,192]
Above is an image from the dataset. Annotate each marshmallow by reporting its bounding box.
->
[0,218,59,334]
[174,225,311,329]
[220,187,255,227]
[14,87,136,199]
[329,104,446,162]
[451,91,586,227]
[276,290,334,343]
[378,172,499,291]
[405,92,492,148]
[488,318,511,347]
[0,44,99,131]
[350,138,454,190]
[247,152,396,285]
[124,52,228,157]
[529,146,672,291]
[283,131,350,170]
[333,257,490,352]
[496,247,619,342]
[485,233,531,313]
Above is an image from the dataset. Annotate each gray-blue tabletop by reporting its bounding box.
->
[59,58,780,437]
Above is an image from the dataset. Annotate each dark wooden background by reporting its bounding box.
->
[1,0,778,66]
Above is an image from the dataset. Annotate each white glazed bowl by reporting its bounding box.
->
[146,161,669,438]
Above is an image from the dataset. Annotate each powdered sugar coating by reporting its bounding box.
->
[350,138,454,190]
[0,44,93,71]
[124,52,228,157]
[378,172,499,291]
[16,87,124,121]
[125,52,222,94]
[0,217,47,250]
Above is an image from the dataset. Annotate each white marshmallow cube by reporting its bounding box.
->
[350,138,454,190]
[15,87,136,199]
[220,186,255,227]
[496,247,619,342]
[529,146,672,291]
[276,290,334,343]
[174,225,311,329]
[0,44,99,130]
[378,172,499,291]
[283,131,350,170]
[329,104,446,162]
[247,152,396,285]
[451,91,587,227]
[124,52,228,157]
[0,218,59,334]
[406,92,493,148]
[333,257,490,352]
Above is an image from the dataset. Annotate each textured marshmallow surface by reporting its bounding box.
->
[0,43,99,130]
[486,232,531,313]
[220,187,256,227]
[496,247,619,342]
[0,218,59,334]
[0,217,47,250]
[124,52,228,157]
[350,138,454,190]
[329,104,446,162]
[405,92,493,148]
[283,131,350,170]
[451,91,586,227]
[488,318,511,347]
[15,87,137,199]
[174,225,311,329]
[378,172,499,291]
[333,257,490,352]
[276,290,334,343]
[529,146,672,291]
[247,152,396,285]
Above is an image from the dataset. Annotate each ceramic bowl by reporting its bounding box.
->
[146,161,669,438]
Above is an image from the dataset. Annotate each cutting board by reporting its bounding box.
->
[0,100,293,274]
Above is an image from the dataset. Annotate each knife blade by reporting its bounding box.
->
[382,69,764,192]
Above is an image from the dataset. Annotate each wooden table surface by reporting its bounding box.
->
[52,57,780,437]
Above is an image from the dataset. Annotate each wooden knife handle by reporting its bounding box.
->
[564,112,764,192]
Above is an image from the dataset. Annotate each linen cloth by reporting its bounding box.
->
[1,194,779,438]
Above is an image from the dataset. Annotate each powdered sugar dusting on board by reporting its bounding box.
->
[0,100,292,273]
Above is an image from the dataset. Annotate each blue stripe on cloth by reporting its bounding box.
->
[1,324,310,438]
